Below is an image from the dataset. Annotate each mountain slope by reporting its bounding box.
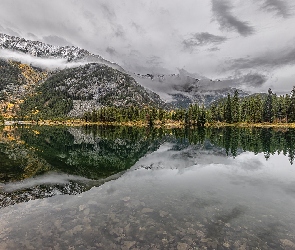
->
[0,59,48,118]
[19,63,165,119]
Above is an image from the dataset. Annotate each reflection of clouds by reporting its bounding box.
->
[283,181,295,198]
[3,172,89,192]
[133,142,233,171]
[235,156,263,171]
[1,149,295,249]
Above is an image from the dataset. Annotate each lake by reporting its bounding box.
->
[0,125,295,249]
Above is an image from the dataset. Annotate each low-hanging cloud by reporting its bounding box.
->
[106,46,118,56]
[0,49,87,70]
[227,47,295,70]
[183,32,227,50]
[259,0,291,18]
[211,0,255,36]
[203,72,267,90]
[238,73,267,86]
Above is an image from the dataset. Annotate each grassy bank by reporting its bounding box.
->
[4,119,295,129]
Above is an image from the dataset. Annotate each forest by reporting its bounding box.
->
[83,87,295,126]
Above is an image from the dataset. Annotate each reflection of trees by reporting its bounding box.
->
[19,125,165,179]
[2,125,295,184]
[187,127,295,164]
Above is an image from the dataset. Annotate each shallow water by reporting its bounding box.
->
[0,126,295,249]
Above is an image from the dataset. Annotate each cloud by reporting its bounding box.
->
[43,35,74,47]
[211,0,255,36]
[227,47,295,70]
[239,73,267,86]
[0,24,20,37]
[0,49,87,70]
[0,0,295,92]
[183,32,227,50]
[207,47,220,52]
[131,22,145,35]
[106,47,118,56]
[146,56,163,67]
[259,0,291,17]
[205,72,267,90]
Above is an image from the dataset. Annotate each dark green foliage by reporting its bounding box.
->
[206,88,295,124]
[196,106,206,127]
[82,87,295,126]
[224,94,232,123]
[262,88,274,122]
[18,125,164,179]
[288,87,295,122]
[18,77,73,120]
[231,90,240,123]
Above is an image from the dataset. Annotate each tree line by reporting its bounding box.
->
[83,87,295,125]
[212,87,295,123]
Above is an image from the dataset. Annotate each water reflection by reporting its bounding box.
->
[0,126,295,249]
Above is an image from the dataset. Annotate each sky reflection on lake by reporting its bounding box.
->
[0,126,295,249]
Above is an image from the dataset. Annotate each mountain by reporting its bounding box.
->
[0,33,123,71]
[0,33,250,119]
[134,70,249,108]
[19,63,165,118]
[0,125,164,207]
[0,34,165,118]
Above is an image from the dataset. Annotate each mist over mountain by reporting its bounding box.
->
[134,69,249,108]
[0,33,251,118]
[0,33,123,71]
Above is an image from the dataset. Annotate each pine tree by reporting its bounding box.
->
[231,90,240,123]
[288,87,295,122]
[262,88,273,123]
[224,94,232,123]
[197,106,206,127]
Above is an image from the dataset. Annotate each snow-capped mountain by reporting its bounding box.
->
[0,33,123,71]
[0,33,250,118]
[134,70,249,108]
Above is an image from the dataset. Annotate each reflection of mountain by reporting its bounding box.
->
[0,125,163,207]
[19,126,163,179]
[1,126,295,208]
[0,172,123,208]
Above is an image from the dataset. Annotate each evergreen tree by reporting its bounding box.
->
[288,87,295,122]
[224,94,232,123]
[197,106,206,127]
[262,88,273,123]
[232,90,240,123]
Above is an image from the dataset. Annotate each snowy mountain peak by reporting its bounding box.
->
[0,33,123,71]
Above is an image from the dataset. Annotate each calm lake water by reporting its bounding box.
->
[0,125,295,249]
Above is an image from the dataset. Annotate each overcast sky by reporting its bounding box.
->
[0,0,295,93]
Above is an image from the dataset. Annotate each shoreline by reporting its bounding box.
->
[3,120,295,129]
